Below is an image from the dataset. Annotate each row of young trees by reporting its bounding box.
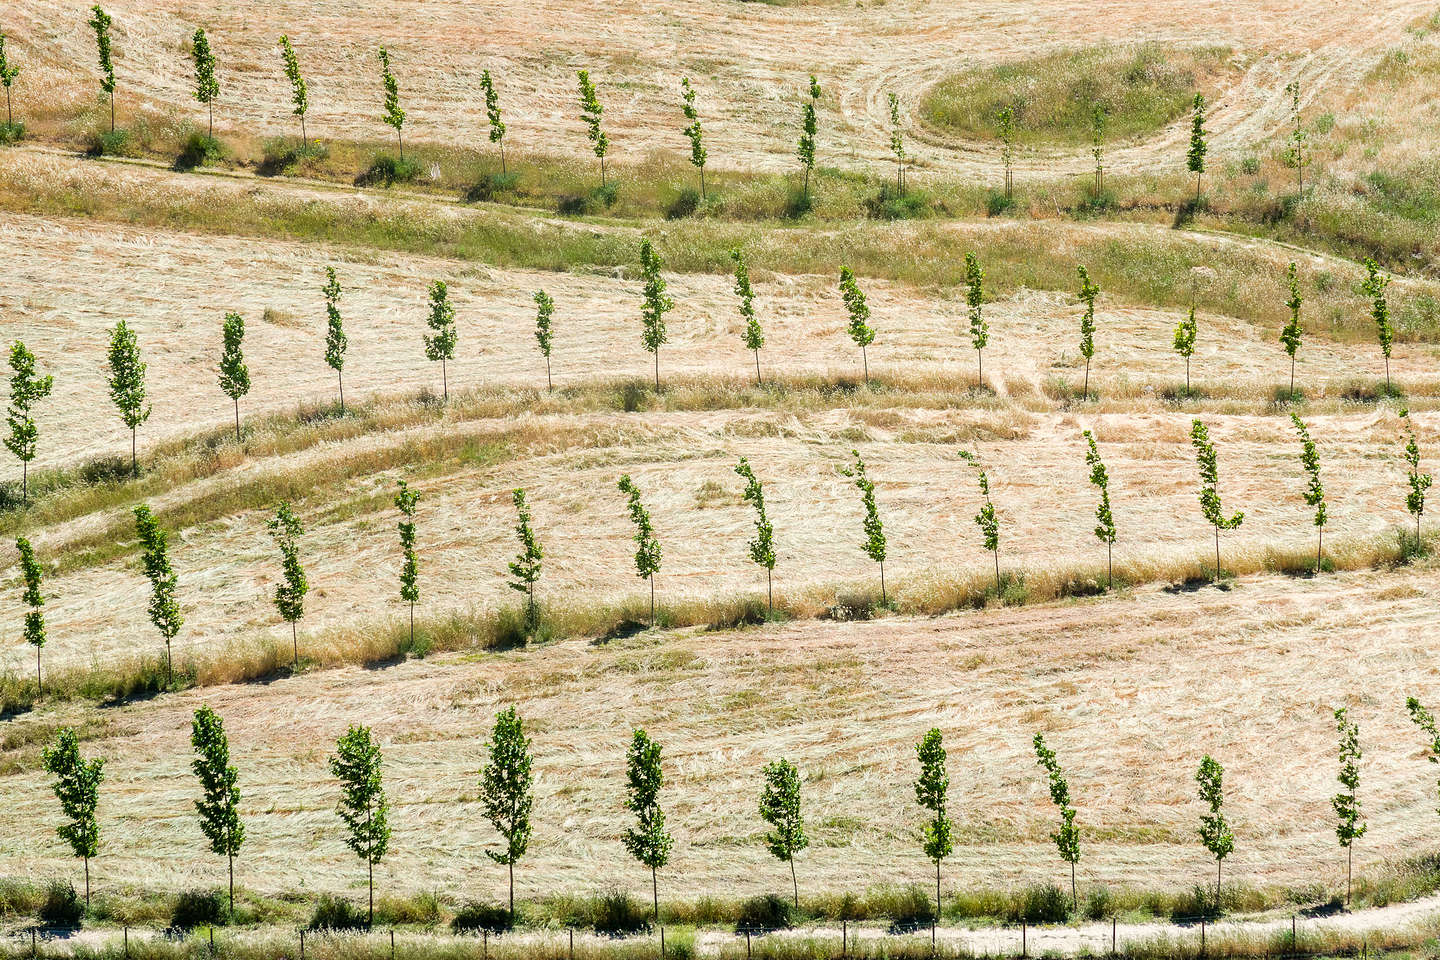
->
[34,695,1419,932]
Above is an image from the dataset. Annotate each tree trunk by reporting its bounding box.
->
[993,549,1000,592]
[229,853,235,913]
[791,857,799,910]
[651,866,659,922]
[36,645,42,695]
[338,371,345,414]
[5,87,12,127]
[977,349,983,390]
[301,114,307,149]
[546,357,553,393]
[699,165,705,200]
[292,620,298,668]
[442,359,448,403]
[397,128,404,161]
[754,350,762,387]
[934,859,941,949]
[234,397,241,441]
[1317,526,1323,571]
[861,346,869,385]
[600,155,606,188]
[1216,857,1222,913]
[1071,861,1077,914]
[84,855,91,908]
[1346,845,1353,907]
[109,92,115,134]
[1290,356,1296,396]
[766,568,773,614]
[409,601,414,645]
[1083,358,1090,400]
[132,426,138,477]
[208,101,213,140]
[22,460,27,507]
[509,860,515,925]
[1214,526,1221,580]
[165,639,173,688]
[499,140,506,176]
[1107,542,1113,591]
[654,350,660,391]
[1186,358,1191,395]
[879,561,886,606]
[368,857,374,926]
[649,576,655,627]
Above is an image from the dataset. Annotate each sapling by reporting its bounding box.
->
[915,728,953,947]
[42,728,104,907]
[394,480,419,646]
[1077,265,1099,399]
[1173,307,1198,395]
[7,340,53,505]
[759,758,808,909]
[1033,733,1081,912]
[577,69,608,186]
[480,70,506,174]
[191,28,218,139]
[1195,755,1234,912]
[533,289,554,391]
[191,704,245,912]
[731,248,765,385]
[964,252,988,388]
[888,92,906,192]
[277,35,308,146]
[974,469,1000,592]
[1187,93,1207,205]
[218,312,250,441]
[736,457,776,612]
[481,705,533,925]
[839,266,875,384]
[16,536,45,691]
[1280,262,1303,396]
[323,267,348,411]
[88,6,116,133]
[507,488,543,632]
[1091,102,1107,193]
[107,320,149,477]
[623,728,673,922]
[134,504,182,687]
[1284,80,1307,194]
[269,501,308,668]
[1405,697,1440,819]
[839,449,887,604]
[330,725,390,926]
[1401,409,1431,550]
[377,46,406,159]
[638,239,673,390]
[1332,707,1366,907]
[423,279,457,402]
[0,33,20,129]
[1190,419,1244,579]
[1290,413,1328,569]
[680,77,707,198]
[1361,258,1394,393]
[617,474,662,625]
[1082,430,1116,589]
[797,75,821,203]
[996,106,1015,198]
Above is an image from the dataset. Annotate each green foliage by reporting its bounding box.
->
[1033,733,1081,879]
[1405,697,1440,817]
[617,474,662,583]
[638,239,673,383]
[190,28,218,131]
[964,252,987,354]
[1332,708,1366,849]
[423,280,457,399]
[394,480,419,608]
[914,728,953,866]
[1187,93,1207,176]
[1173,307,1198,362]
[1091,101,1107,188]
[268,501,308,627]
[735,893,794,933]
[533,289,554,359]
[838,266,875,381]
[1190,419,1244,534]
[1195,755,1234,867]
[309,894,368,931]
[1283,80,1308,190]
[39,880,83,928]
[377,46,405,151]
[217,312,250,405]
[480,706,534,877]
[1290,413,1328,532]
[106,320,150,432]
[1401,409,1432,533]
[577,69,608,179]
[797,75,821,197]
[169,888,227,930]
[0,33,21,100]
[42,727,105,864]
[1362,257,1394,362]
[1281,262,1304,363]
[450,900,513,934]
[735,457,776,573]
[995,105,1015,193]
[731,248,765,377]
[839,450,886,593]
[16,536,45,652]
[1082,430,1116,548]
[973,470,999,555]
[680,77,706,187]
[357,153,420,187]
[191,704,244,907]
[480,69,506,171]
[88,6,115,97]
[759,758,808,864]
[7,340,53,500]
[322,267,347,394]
[1076,265,1100,381]
[330,724,391,868]
[277,36,308,140]
[623,728,673,877]
[134,503,183,652]
[887,91,906,190]
[507,488,543,629]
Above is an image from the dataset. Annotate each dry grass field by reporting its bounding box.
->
[5,0,1440,941]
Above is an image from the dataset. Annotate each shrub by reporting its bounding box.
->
[0,120,24,145]
[86,128,134,158]
[450,901,511,934]
[174,133,223,171]
[1083,885,1113,921]
[464,171,520,203]
[39,880,84,928]
[735,894,794,933]
[592,888,651,934]
[882,884,936,933]
[258,137,328,176]
[558,182,620,216]
[78,455,133,486]
[376,892,441,927]
[170,889,226,930]
[357,154,421,187]
[308,894,368,931]
[986,189,1016,216]
[863,183,933,220]
[666,187,702,220]
[1011,884,1070,924]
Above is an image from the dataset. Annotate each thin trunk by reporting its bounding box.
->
[861,346,869,385]
[1216,857,1222,914]
[22,460,27,506]
[131,426,138,477]
[1186,357,1191,395]
[546,357,553,393]
[1214,525,1221,580]
[933,859,941,949]
[234,397,241,441]
[754,349,761,387]
[1071,861,1077,915]
[409,601,414,645]
[397,129,404,161]
[442,359,448,403]
[649,576,656,626]
[1386,356,1391,394]
[1107,542,1113,591]
[977,349,983,390]
[1195,171,1201,206]
[338,371,345,414]
[651,866,659,922]
[766,568,773,614]
[109,92,114,134]
[600,154,606,187]
[36,645,42,694]
[1317,526,1324,571]
[1290,356,1296,396]
[1346,845,1353,906]
[1083,359,1090,400]
[84,856,91,908]
[993,548,1000,592]
[803,166,810,202]
[699,165,705,200]
[654,350,660,391]
[165,639,172,688]
[499,140,506,176]
[790,857,798,910]
[301,114,307,149]
[229,853,235,913]
[879,561,886,606]
[509,860,515,925]
[291,619,298,668]
[368,857,374,926]
[208,102,213,140]
[5,87,12,127]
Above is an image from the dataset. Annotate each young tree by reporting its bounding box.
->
[7,340,53,505]
[731,248,765,385]
[964,252,988,388]
[423,280,458,402]
[576,69,609,186]
[1290,413,1328,569]
[1187,93,1207,205]
[838,266,876,384]
[735,457,777,612]
[218,312,250,441]
[1280,262,1304,396]
[1091,102,1107,193]
[106,320,150,477]
[268,501,308,668]
[0,33,20,129]
[191,704,245,912]
[1173,307,1198,395]
[1195,755,1234,912]
[974,470,1000,592]
[1404,697,1440,819]
[1190,419,1244,579]
[839,449,887,604]
[190,28,219,139]
[1033,733,1081,913]
[1284,80,1307,194]
[887,92,906,193]
[1361,258,1394,393]
[914,728,953,947]
[996,106,1015,198]
[480,70,506,174]
[376,46,406,159]
[797,75,821,203]
[394,480,419,645]
[323,267,348,412]
[533,289,555,392]
[88,6,116,133]
[480,705,534,925]
[42,728,104,907]
[623,728,673,922]
[278,35,308,146]
[1082,430,1116,589]
[1076,265,1099,399]
[1401,409,1431,548]
[1332,707,1366,907]
[330,725,390,927]
[507,488,543,632]
[134,504,183,686]
[759,758,808,909]
[617,474,662,625]
[638,239,673,390]
[16,536,46,691]
[680,77,707,198]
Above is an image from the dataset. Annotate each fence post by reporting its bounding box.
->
[746,928,752,960]
[660,925,665,960]
[843,920,847,958]
[570,928,574,960]
[1111,916,1116,955]
[391,929,395,960]
[483,929,488,960]
[1200,919,1205,957]
[124,926,129,960]
[31,927,36,959]
[210,926,215,957]
[1022,921,1027,958]
[1291,914,1297,948]
[300,928,305,960]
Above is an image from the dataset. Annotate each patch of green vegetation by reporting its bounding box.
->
[920,44,1233,146]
